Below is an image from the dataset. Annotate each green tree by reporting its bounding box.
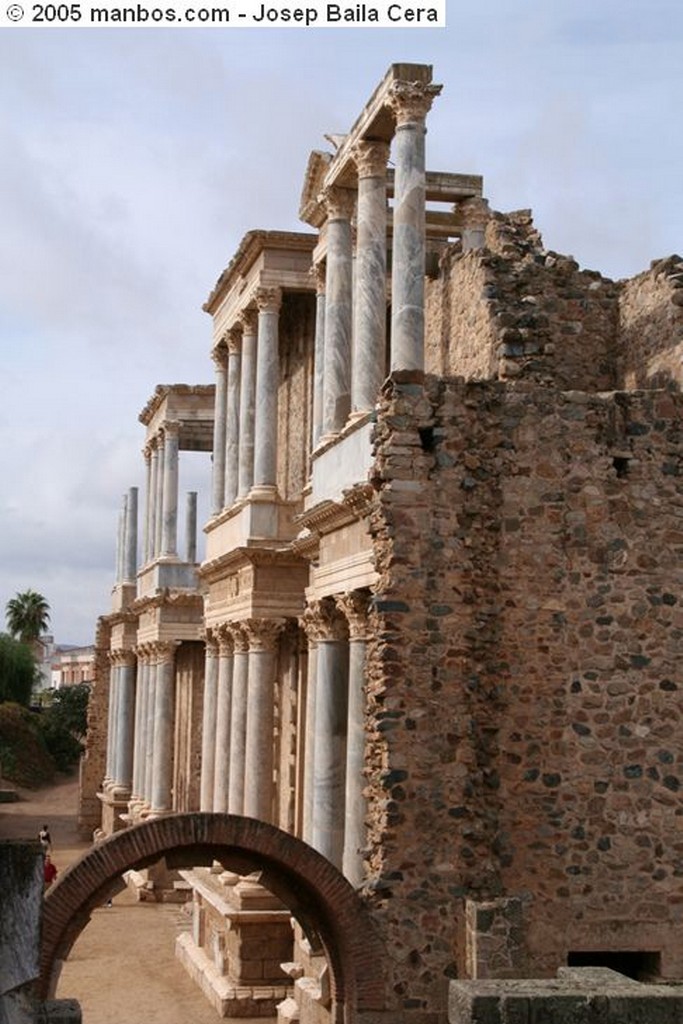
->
[0,633,37,706]
[46,682,90,738]
[6,589,51,646]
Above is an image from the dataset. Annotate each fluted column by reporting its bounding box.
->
[238,309,257,499]
[243,619,283,822]
[161,421,180,558]
[154,432,165,558]
[388,80,441,372]
[321,187,354,437]
[311,599,349,868]
[213,628,234,813]
[351,141,389,414]
[225,327,242,508]
[228,626,249,814]
[252,288,282,494]
[199,632,219,812]
[211,346,228,515]
[151,641,177,813]
[113,650,136,795]
[311,262,326,450]
[143,446,152,564]
[299,605,320,844]
[337,592,370,885]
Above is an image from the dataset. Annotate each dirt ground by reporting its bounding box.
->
[0,774,225,1023]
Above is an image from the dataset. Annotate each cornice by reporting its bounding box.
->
[139,384,215,426]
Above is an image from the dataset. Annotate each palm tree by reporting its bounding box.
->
[6,590,51,646]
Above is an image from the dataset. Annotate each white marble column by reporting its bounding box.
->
[311,262,326,450]
[161,421,180,558]
[131,652,148,801]
[388,80,441,372]
[199,632,219,812]
[144,659,157,805]
[228,626,249,815]
[238,309,257,499]
[115,496,127,585]
[213,629,234,813]
[143,446,152,564]
[351,141,389,414]
[211,346,228,515]
[113,650,136,795]
[123,486,138,584]
[337,592,370,886]
[154,433,165,558]
[311,600,349,868]
[151,641,177,813]
[185,491,197,564]
[224,327,241,508]
[244,619,282,822]
[252,288,282,495]
[321,187,354,437]
[148,440,159,561]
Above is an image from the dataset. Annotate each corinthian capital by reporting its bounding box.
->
[336,590,371,641]
[224,325,242,356]
[239,307,258,335]
[310,260,326,295]
[351,139,390,179]
[318,185,355,222]
[388,81,442,126]
[256,287,282,314]
[244,618,284,652]
[300,597,348,644]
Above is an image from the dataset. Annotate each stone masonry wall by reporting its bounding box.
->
[618,255,683,390]
[363,373,683,1023]
[77,617,110,838]
[425,212,621,391]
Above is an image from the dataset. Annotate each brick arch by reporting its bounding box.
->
[40,814,389,1021]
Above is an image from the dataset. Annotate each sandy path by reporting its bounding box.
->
[0,774,224,1023]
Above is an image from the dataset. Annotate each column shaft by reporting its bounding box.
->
[105,662,118,783]
[253,289,281,491]
[199,640,219,812]
[312,639,349,867]
[211,349,228,514]
[154,436,165,557]
[144,662,157,803]
[115,657,136,793]
[238,311,257,498]
[302,643,318,844]
[343,639,366,885]
[143,449,152,564]
[311,265,326,450]
[322,189,354,435]
[148,444,159,561]
[228,643,249,814]
[132,658,148,799]
[185,491,197,564]
[224,332,241,507]
[213,640,233,813]
[151,648,176,813]
[161,424,179,557]
[123,486,138,583]
[244,644,277,821]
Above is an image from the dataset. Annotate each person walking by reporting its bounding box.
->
[44,853,58,888]
[38,824,52,852]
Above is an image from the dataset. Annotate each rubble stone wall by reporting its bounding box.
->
[618,255,683,390]
[364,373,683,1021]
[277,293,316,502]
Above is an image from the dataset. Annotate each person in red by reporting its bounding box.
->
[44,853,58,888]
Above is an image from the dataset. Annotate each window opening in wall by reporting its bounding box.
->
[612,456,630,478]
[567,950,661,982]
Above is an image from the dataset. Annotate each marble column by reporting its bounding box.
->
[244,619,282,822]
[311,262,326,450]
[154,433,165,558]
[143,446,152,564]
[337,592,370,886]
[224,327,242,508]
[185,491,197,564]
[228,626,249,815]
[148,440,159,561]
[115,496,127,585]
[211,346,228,515]
[213,628,234,813]
[299,605,320,845]
[238,309,257,499]
[388,80,441,372]
[199,632,219,812]
[151,642,177,813]
[351,141,389,415]
[144,658,158,805]
[123,486,138,584]
[114,650,136,795]
[131,653,148,801]
[161,421,180,558]
[321,187,354,437]
[252,288,281,494]
[311,600,349,868]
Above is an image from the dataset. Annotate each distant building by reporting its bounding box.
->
[51,645,96,689]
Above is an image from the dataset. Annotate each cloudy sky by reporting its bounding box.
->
[1,0,681,645]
